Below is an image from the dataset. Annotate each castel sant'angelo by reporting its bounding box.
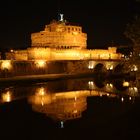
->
[0,14,123,78]
[6,14,121,61]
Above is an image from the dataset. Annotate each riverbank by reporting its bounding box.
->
[0,72,135,87]
[0,72,95,86]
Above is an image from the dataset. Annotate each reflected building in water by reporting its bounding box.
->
[28,86,119,121]
[28,89,88,121]
[0,78,139,122]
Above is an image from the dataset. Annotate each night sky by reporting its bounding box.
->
[0,0,140,51]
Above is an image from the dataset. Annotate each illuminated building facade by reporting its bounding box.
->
[31,18,87,49]
[5,15,122,61]
[0,15,124,78]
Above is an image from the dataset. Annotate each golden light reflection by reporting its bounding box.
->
[28,90,88,121]
[10,49,14,53]
[106,83,113,90]
[29,87,52,105]
[88,81,95,89]
[2,91,12,102]
[60,121,64,128]
[100,93,102,97]
[123,81,129,87]
[89,90,117,97]
[129,87,138,93]
[134,87,138,92]
[36,87,46,96]
[121,97,124,102]
[131,65,138,72]
[28,89,118,121]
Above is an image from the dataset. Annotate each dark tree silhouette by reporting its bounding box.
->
[124,16,140,73]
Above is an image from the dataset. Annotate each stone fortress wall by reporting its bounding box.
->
[0,59,123,78]
[0,15,124,78]
[5,17,122,61]
[6,47,122,61]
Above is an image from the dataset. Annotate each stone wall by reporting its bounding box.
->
[0,60,66,78]
[5,47,122,61]
[66,60,92,74]
[0,60,122,78]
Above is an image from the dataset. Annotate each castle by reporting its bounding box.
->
[5,14,122,61]
[0,15,123,78]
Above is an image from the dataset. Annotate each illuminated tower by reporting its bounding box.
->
[31,14,87,49]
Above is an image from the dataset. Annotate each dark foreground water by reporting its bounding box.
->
[0,77,140,140]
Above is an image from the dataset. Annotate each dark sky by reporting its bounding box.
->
[0,0,140,50]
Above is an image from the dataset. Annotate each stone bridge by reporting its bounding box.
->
[66,59,125,74]
[0,59,126,78]
[88,59,124,72]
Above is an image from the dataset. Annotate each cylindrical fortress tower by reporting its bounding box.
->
[31,18,87,49]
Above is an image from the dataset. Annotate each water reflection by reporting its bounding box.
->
[0,77,139,122]
[28,88,119,121]
[0,87,13,103]
[29,90,87,121]
[1,90,12,102]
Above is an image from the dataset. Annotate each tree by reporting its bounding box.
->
[124,16,140,48]
[124,16,140,74]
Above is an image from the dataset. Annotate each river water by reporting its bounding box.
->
[0,76,140,139]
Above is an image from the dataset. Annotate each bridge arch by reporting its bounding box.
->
[94,63,106,73]
[88,60,125,74]
[94,76,105,88]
